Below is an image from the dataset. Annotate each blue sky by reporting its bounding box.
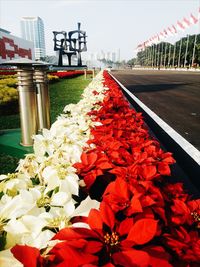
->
[0,0,199,60]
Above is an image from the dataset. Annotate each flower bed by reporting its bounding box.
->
[50,70,92,79]
[0,71,17,76]
[0,71,199,266]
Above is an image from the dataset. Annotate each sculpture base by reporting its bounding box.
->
[50,65,87,71]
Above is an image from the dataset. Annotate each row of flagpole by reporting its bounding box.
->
[138,35,199,69]
[135,7,200,68]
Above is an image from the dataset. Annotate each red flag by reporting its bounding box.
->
[190,13,198,24]
[198,7,200,20]
[159,31,165,40]
[171,24,177,34]
[167,27,174,36]
[182,17,191,28]
[177,20,185,31]
[163,29,168,37]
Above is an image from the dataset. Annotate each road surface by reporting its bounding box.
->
[111,69,200,151]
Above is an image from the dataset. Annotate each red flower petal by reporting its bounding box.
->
[52,227,99,241]
[158,163,171,176]
[127,219,158,245]
[88,208,103,231]
[142,165,157,180]
[118,218,134,236]
[100,202,115,230]
[84,241,103,254]
[11,245,41,267]
[113,249,150,267]
[143,246,173,267]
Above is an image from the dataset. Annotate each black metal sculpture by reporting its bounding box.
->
[53,23,87,67]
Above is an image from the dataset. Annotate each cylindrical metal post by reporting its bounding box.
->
[17,68,38,146]
[34,66,50,131]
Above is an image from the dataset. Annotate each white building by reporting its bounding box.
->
[20,17,46,60]
[0,28,34,63]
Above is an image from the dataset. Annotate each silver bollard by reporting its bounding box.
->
[1,58,50,147]
[34,66,50,131]
[17,68,38,146]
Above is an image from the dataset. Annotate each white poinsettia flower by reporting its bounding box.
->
[0,192,33,221]
[0,249,23,267]
[17,154,40,178]
[63,198,76,217]
[63,103,76,113]
[0,174,8,181]
[50,191,71,206]
[71,196,100,217]
[2,177,29,196]
[26,229,54,249]
[0,172,33,197]
[42,165,79,195]
[4,215,50,249]
[33,128,57,158]
[40,207,72,230]
[0,187,47,224]
[59,174,79,196]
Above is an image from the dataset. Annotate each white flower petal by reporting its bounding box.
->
[0,249,23,267]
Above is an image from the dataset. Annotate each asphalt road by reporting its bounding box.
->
[111,69,200,151]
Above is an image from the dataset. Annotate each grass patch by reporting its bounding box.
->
[50,75,92,123]
[0,75,92,130]
[0,75,92,174]
[0,153,19,174]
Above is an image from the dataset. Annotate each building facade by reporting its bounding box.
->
[20,17,46,60]
[0,28,34,63]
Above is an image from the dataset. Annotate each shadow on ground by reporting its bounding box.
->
[126,83,191,93]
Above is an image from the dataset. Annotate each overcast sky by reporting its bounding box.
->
[0,0,199,60]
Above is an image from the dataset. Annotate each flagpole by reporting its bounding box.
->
[178,38,183,68]
[152,44,155,67]
[154,44,157,68]
[164,43,167,68]
[184,34,190,68]
[160,42,163,67]
[168,43,171,67]
[157,43,160,68]
[172,42,176,68]
[192,33,197,67]
[151,45,154,67]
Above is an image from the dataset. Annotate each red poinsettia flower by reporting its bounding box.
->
[102,177,141,215]
[164,226,200,263]
[162,182,189,202]
[169,198,200,228]
[87,201,160,266]
[187,199,200,228]
[73,151,113,189]
[47,201,160,266]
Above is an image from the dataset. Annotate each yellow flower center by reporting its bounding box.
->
[104,232,120,247]
[191,211,200,227]
[37,195,50,208]
[48,216,71,229]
